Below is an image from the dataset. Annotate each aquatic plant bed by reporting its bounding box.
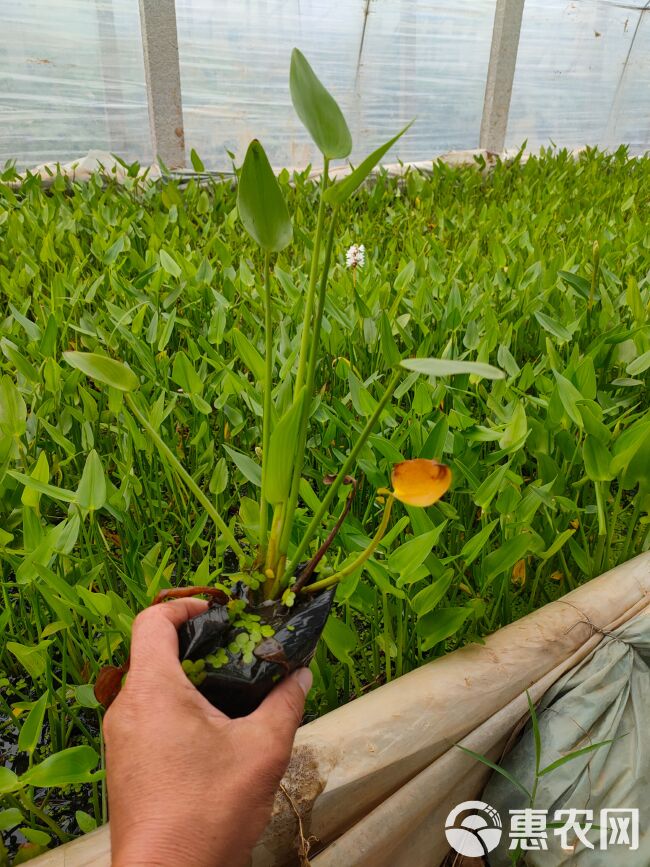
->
[1,147,649,860]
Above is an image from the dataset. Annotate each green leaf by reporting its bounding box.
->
[553,371,584,427]
[499,401,528,450]
[473,465,508,511]
[103,235,127,265]
[63,352,139,392]
[75,449,107,511]
[401,358,505,380]
[171,351,204,395]
[461,519,499,567]
[223,445,262,488]
[527,691,542,775]
[231,328,266,382]
[534,311,573,343]
[411,570,453,617]
[540,528,575,560]
[322,616,357,664]
[265,388,306,504]
[378,312,401,369]
[22,828,51,847]
[539,739,617,776]
[0,767,19,795]
[627,350,650,376]
[582,435,614,482]
[0,374,27,459]
[324,122,413,205]
[190,148,205,173]
[455,745,531,799]
[6,641,51,680]
[417,607,472,651]
[385,526,446,577]
[76,810,98,834]
[558,270,590,299]
[0,808,23,831]
[21,746,101,788]
[237,139,292,252]
[483,533,544,586]
[289,48,352,159]
[159,249,182,278]
[75,685,100,709]
[8,470,76,505]
[611,416,650,474]
[18,692,48,756]
[20,452,50,510]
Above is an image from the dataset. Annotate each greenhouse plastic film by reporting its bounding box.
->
[1,0,151,168]
[507,0,650,153]
[174,0,495,169]
[4,1,649,170]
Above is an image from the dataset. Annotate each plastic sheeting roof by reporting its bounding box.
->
[1,0,649,170]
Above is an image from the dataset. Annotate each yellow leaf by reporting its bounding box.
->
[512,558,527,587]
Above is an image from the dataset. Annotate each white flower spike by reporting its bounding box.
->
[346,243,365,270]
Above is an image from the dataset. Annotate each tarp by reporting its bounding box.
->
[485,606,650,865]
[30,552,650,867]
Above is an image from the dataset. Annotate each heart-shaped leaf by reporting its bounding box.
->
[290,48,352,159]
[238,140,292,252]
[21,746,101,788]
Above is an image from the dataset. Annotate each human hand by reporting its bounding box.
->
[103,599,312,867]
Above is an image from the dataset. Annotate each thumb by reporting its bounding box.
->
[250,668,312,743]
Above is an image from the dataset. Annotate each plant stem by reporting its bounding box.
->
[301,496,395,593]
[604,483,623,570]
[595,480,607,539]
[264,503,285,597]
[277,208,339,568]
[382,592,392,683]
[19,793,69,843]
[285,368,402,579]
[125,393,244,561]
[259,251,273,555]
[293,158,329,398]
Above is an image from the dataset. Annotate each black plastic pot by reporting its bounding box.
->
[177,587,335,717]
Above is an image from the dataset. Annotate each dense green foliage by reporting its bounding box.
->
[1,148,649,854]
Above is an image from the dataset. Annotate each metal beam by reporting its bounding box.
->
[480,0,526,154]
[138,0,186,168]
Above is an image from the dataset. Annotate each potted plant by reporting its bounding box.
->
[66,49,503,716]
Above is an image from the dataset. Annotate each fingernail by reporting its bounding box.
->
[293,667,313,696]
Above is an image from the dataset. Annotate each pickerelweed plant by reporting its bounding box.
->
[62,50,504,653]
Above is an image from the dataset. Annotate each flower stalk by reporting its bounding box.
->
[301,495,395,594]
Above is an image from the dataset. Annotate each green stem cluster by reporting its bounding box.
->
[284,367,402,578]
[125,394,245,562]
[258,252,273,555]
